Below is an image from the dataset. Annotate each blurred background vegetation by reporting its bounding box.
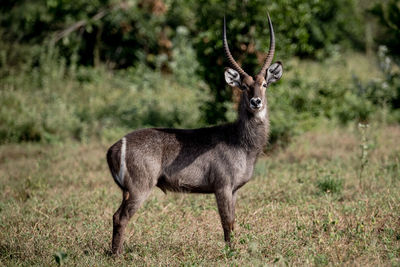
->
[0,0,399,148]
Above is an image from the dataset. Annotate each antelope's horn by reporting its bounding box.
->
[223,16,249,77]
[258,13,275,77]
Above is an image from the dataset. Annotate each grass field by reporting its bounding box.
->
[1,123,399,266]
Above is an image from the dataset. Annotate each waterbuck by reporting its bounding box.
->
[106,14,283,255]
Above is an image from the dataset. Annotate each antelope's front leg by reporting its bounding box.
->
[231,191,237,231]
[215,188,235,246]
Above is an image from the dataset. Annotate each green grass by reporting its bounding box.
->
[0,123,399,266]
[316,175,344,194]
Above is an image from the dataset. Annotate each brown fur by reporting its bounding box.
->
[106,18,283,255]
[106,84,276,254]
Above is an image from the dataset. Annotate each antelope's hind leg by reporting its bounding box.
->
[111,189,149,255]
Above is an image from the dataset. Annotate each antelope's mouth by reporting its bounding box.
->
[250,104,261,110]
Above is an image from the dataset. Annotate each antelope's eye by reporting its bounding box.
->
[262,82,267,88]
[241,84,249,90]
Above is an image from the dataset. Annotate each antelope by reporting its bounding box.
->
[106,14,283,255]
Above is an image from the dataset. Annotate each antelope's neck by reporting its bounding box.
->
[236,97,270,151]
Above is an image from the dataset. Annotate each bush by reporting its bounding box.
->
[1,48,380,146]
[0,0,393,147]
[317,175,344,194]
[367,1,400,114]
[0,49,209,144]
[266,59,378,148]
[351,46,400,121]
[0,0,366,123]
[370,0,400,63]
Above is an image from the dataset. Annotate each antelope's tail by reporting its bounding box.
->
[106,137,127,190]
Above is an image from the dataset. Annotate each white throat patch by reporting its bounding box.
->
[256,106,267,119]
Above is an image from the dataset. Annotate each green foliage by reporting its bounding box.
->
[0,48,208,144]
[0,0,365,65]
[267,65,377,148]
[352,46,400,115]
[191,0,365,122]
[314,253,329,266]
[368,0,400,111]
[316,174,344,194]
[0,49,386,146]
[0,0,367,123]
[0,0,397,146]
[370,0,400,63]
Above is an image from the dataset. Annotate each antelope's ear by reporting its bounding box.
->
[224,68,241,88]
[266,61,283,85]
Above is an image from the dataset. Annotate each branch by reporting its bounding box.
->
[51,2,129,44]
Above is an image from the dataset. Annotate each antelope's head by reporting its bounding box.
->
[223,14,283,113]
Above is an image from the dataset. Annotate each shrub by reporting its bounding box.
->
[266,59,378,149]
[370,0,400,62]
[0,0,366,123]
[0,49,209,144]
[317,175,344,194]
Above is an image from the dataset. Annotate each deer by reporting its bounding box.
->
[106,14,283,255]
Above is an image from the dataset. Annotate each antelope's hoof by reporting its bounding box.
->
[111,246,123,256]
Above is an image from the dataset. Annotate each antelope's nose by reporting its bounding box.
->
[250,97,262,109]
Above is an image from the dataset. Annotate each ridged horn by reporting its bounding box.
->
[258,13,275,77]
[223,16,249,77]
